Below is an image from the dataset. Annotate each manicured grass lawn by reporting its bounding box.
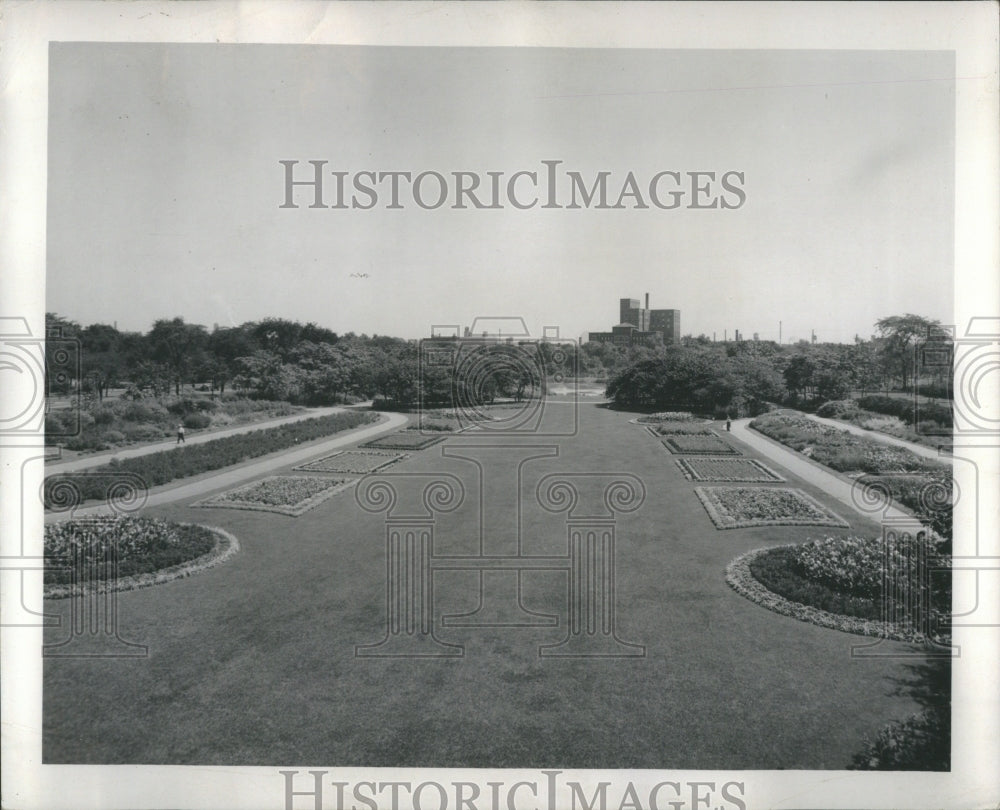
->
[43,403,942,768]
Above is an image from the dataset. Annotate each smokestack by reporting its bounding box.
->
[645,292,650,310]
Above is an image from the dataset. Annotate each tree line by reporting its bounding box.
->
[45,312,950,412]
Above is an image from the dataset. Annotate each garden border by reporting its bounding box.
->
[694,486,850,529]
[663,435,741,456]
[293,449,408,474]
[676,457,786,483]
[44,525,240,600]
[726,544,933,642]
[360,431,447,451]
[193,475,357,516]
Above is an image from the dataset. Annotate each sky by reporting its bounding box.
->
[47,44,955,344]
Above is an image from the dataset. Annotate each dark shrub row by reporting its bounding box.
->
[857,395,952,428]
[44,410,378,508]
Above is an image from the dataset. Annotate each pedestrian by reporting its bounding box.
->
[726,418,732,432]
[176,423,186,445]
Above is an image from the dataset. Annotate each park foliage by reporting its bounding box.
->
[44,411,377,508]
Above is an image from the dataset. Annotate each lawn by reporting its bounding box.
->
[43,402,943,768]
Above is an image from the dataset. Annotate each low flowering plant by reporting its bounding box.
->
[44,516,217,584]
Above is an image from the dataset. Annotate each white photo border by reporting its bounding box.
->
[1,2,997,809]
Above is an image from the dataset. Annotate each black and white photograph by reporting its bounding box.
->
[1,3,998,809]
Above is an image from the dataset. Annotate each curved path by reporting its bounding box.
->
[47,406,348,472]
[45,410,409,521]
[728,418,918,523]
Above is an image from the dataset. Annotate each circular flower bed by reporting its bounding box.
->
[727,534,951,643]
[45,516,238,598]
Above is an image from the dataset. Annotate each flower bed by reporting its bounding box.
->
[195,475,356,516]
[663,435,740,455]
[44,517,237,596]
[676,458,785,482]
[750,412,944,474]
[361,430,446,450]
[726,534,951,644]
[636,411,696,423]
[646,422,717,436]
[43,410,379,509]
[416,413,465,432]
[857,472,952,517]
[695,486,849,529]
[294,450,406,474]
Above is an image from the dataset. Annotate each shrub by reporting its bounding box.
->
[167,398,198,416]
[122,402,165,423]
[915,383,952,400]
[816,400,860,419]
[90,406,116,426]
[63,434,112,452]
[182,413,212,430]
[122,424,167,442]
[850,706,950,770]
[857,395,953,428]
[824,449,869,473]
[102,430,126,445]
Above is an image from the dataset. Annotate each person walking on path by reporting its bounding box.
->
[726,418,732,432]
[176,423,186,445]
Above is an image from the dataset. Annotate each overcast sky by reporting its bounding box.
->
[47,44,954,343]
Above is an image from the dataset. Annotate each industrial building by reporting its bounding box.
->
[588,294,680,345]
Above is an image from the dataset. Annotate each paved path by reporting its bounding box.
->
[799,412,948,462]
[727,418,917,523]
[46,407,346,472]
[45,411,409,521]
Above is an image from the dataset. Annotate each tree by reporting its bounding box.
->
[875,315,948,392]
[233,350,300,401]
[79,323,124,401]
[782,355,816,399]
[45,312,81,394]
[148,318,209,395]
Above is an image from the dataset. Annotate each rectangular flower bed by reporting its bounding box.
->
[644,423,716,437]
[294,450,406,474]
[663,435,740,455]
[194,475,356,516]
[677,458,786,482]
[695,486,849,529]
[361,430,446,451]
[636,411,696,423]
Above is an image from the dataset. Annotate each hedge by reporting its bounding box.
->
[856,395,952,428]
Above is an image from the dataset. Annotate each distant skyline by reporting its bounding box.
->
[47,44,955,345]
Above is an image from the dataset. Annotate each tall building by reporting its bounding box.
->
[590,293,680,345]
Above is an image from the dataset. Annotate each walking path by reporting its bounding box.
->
[46,407,346,472]
[798,412,948,462]
[45,411,409,521]
[727,418,918,523]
